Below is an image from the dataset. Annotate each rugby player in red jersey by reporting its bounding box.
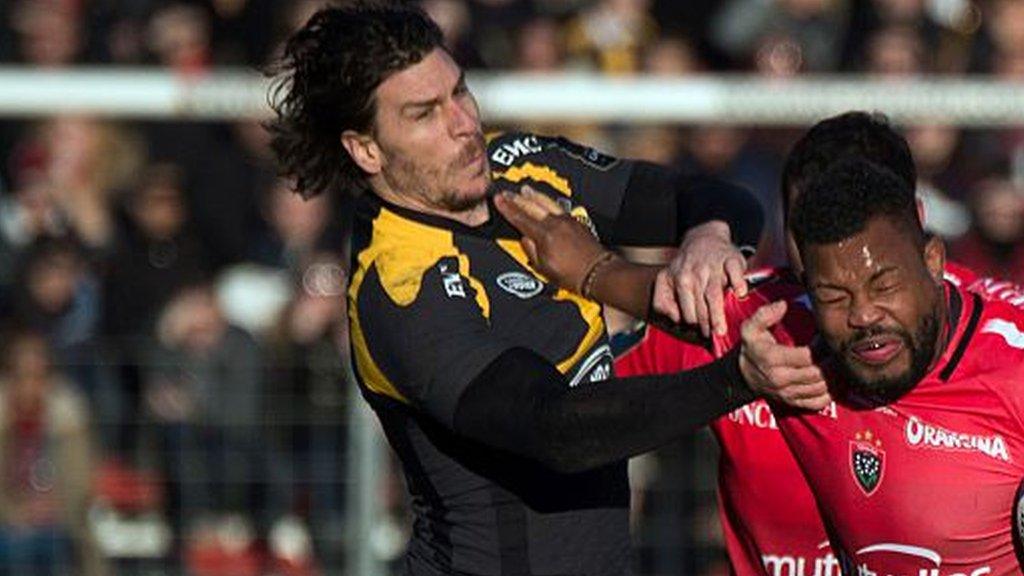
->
[495,113,1024,576]
[766,157,1024,574]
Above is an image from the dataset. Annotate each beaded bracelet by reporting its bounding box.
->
[580,251,617,299]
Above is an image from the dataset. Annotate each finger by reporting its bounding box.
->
[767,365,825,389]
[724,256,748,298]
[521,237,539,264]
[521,185,566,215]
[742,300,788,337]
[787,394,833,412]
[705,272,728,337]
[495,193,547,238]
[754,342,817,368]
[652,270,681,322]
[509,189,553,221]
[676,277,699,326]
[784,381,829,400]
[693,268,715,338]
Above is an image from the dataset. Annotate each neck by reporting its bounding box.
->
[373,184,490,228]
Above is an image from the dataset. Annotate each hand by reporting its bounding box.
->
[737,300,831,411]
[493,186,607,292]
[654,221,749,337]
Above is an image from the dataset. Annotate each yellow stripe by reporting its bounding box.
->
[496,239,605,375]
[494,162,573,197]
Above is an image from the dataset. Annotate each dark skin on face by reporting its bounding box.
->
[801,216,948,400]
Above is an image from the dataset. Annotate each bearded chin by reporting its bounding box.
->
[838,309,941,403]
[438,188,486,212]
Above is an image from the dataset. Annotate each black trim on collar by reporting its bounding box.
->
[358,190,521,239]
[939,292,983,382]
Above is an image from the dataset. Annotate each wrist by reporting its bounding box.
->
[684,220,731,243]
[579,251,618,298]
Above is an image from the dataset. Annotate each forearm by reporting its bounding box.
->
[608,162,764,248]
[453,347,754,474]
[676,177,764,250]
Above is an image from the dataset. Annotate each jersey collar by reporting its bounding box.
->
[356,190,521,240]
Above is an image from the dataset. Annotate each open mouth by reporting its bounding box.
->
[850,335,904,366]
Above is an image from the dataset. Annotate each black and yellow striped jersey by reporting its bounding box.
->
[348,132,638,576]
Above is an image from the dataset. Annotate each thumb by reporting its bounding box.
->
[742,300,787,343]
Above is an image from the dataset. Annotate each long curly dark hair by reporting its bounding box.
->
[266,2,444,198]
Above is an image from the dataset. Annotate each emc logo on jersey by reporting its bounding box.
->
[497,272,544,299]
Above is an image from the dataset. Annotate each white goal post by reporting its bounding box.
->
[1,68,1023,126]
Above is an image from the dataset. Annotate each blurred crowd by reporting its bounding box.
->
[1,0,1024,574]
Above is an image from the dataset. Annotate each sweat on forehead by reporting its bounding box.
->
[790,158,920,250]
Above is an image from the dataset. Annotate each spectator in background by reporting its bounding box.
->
[264,254,350,568]
[250,178,344,273]
[0,174,62,310]
[103,163,210,458]
[904,123,970,238]
[5,0,85,67]
[422,0,485,68]
[36,116,144,254]
[147,3,211,75]
[206,0,276,66]
[1,116,144,260]
[642,35,699,75]
[514,14,567,72]
[8,237,122,430]
[105,163,209,342]
[143,283,266,547]
[986,0,1024,62]
[950,177,1024,284]
[863,23,927,76]
[565,0,659,73]
[0,330,104,576]
[712,0,850,72]
[463,0,536,68]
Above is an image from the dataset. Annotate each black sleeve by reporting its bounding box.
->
[452,345,755,474]
[604,161,765,249]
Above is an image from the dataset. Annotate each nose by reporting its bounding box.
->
[447,95,479,138]
[848,294,884,329]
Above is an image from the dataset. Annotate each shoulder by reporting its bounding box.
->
[971,300,1024,364]
[348,204,466,309]
[487,131,622,172]
[943,260,979,287]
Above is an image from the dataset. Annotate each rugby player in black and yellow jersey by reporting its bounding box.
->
[267,4,822,575]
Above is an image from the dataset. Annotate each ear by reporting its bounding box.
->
[341,130,382,176]
[924,234,945,284]
[915,196,926,225]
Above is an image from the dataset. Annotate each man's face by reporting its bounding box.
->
[369,48,489,214]
[802,216,946,400]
